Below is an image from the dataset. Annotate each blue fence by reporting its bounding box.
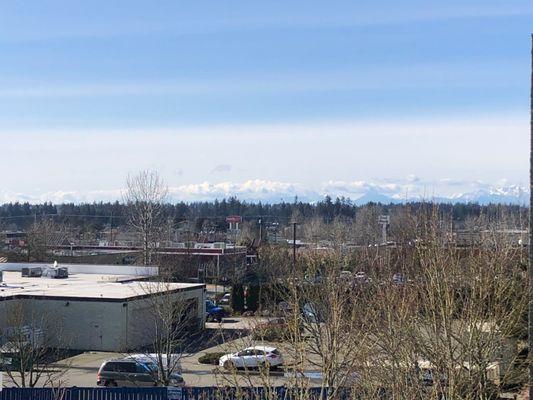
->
[0,387,167,400]
[0,387,331,400]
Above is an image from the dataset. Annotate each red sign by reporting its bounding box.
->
[226,215,242,223]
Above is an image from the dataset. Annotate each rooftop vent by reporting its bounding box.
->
[42,266,68,279]
[21,267,43,278]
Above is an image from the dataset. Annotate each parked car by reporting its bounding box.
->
[206,299,226,322]
[302,302,320,323]
[125,353,181,373]
[354,271,369,282]
[219,293,231,306]
[219,346,284,370]
[339,270,352,279]
[276,301,321,323]
[97,358,184,387]
[392,272,407,285]
[277,301,292,315]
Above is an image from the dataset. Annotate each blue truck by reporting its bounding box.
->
[205,299,226,322]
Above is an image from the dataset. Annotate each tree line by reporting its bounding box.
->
[0,198,527,232]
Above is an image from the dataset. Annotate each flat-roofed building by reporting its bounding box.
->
[0,263,205,352]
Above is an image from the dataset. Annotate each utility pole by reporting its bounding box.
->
[527,35,533,399]
[292,222,297,269]
[109,213,113,245]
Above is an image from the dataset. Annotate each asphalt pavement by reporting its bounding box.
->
[2,317,321,388]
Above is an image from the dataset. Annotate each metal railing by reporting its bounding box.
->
[0,387,332,400]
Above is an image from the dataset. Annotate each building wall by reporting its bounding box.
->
[124,286,206,351]
[0,300,11,327]
[0,287,205,352]
[11,298,125,351]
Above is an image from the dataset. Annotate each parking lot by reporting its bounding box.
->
[2,317,323,388]
[55,342,288,387]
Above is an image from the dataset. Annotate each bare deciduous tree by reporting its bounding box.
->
[353,204,383,245]
[241,209,527,399]
[0,300,69,388]
[124,170,168,265]
[25,218,67,262]
[126,278,202,386]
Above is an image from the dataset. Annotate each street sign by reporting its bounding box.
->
[378,215,390,224]
[378,215,390,245]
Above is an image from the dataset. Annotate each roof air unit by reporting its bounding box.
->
[21,267,43,278]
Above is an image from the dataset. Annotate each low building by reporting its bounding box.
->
[455,229,528,247]
[42,242,248,281]
[2,231,27,248]
[157,243,248,282]
[0,263,205,352]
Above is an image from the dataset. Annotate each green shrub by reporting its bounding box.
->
[252,326,285,341]
[198,352,225,365]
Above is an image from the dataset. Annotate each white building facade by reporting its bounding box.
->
[0,264,206,351]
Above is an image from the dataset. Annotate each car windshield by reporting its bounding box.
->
[206,300,216,308]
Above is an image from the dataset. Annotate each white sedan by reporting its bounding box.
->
[219,346,284,370]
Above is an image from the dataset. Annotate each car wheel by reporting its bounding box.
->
[104,380,117,387]
[224,360,236,371]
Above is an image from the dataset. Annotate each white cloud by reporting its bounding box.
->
[0,189,122,204]
[406,174,420,183]
[0,114,527,203]
[0,61,520,99]
[0,177,528,205]
[210,164,233,174]
[169,180,305,202]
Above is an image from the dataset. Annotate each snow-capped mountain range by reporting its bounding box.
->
[445,185,528,205]
[0,180,528,205]
[346,185,528,205]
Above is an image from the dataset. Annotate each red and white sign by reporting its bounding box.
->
[226,215,242,224]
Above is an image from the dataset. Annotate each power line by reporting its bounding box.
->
[0,213,297,222]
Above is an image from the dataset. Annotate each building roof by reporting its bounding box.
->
[0,271,204,302]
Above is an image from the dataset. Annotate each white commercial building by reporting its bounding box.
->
[0,263,206,352]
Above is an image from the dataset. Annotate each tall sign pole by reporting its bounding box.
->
[379,215,390,245]
[527,35,533,399]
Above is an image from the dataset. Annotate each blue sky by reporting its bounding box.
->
[0,1,531,203]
